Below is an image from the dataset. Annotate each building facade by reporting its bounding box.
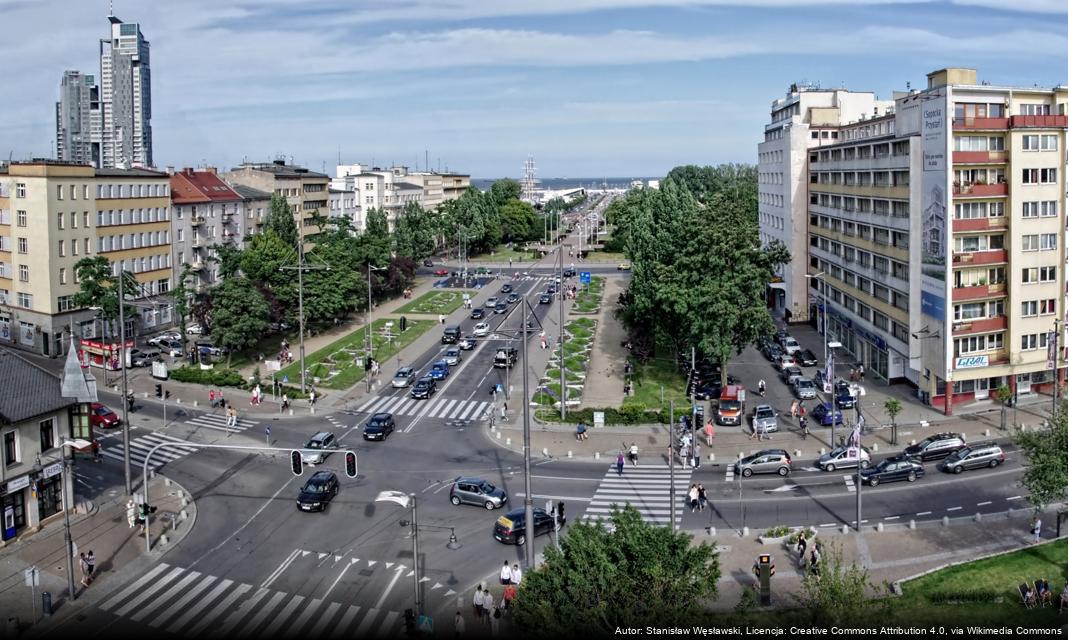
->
[0,161,173,357]
[99,14,152,169]
[170,169,247,290]
[223,160,329,244]
[55,70,101,167]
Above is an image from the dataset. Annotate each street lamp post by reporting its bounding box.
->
[366,264,385,393]
[521,297,536,570]
[116,276,132,496]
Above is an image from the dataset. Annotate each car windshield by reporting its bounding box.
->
[304,482,326,494]
[756,408,774,419]
[307,441,323,449]
[797,380,813,388]
[720,400,741,411]
[96,407,113,415]
[828,446,850,458]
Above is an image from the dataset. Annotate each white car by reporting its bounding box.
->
[782,337,801,355]
[148,333,180,347]
[775,354,797,371]
[473,322,490,337]
[484,296,499,308]
[186,323,205,335]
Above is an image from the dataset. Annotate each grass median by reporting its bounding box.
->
[395,290,472,315]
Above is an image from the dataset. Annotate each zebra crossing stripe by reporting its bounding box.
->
[379,610,400,634]
[354,608,382,637]
[331,605,362,639]
[261,594,305,637]
[242,591,289,635]
[113,566,185,617]
[435,399,457,418]
[217,587,270,636]
[357,396,378,412]
[131,571,202,622]
[100,563,171,611]
[165,577,233,633]
[309,602,342,637]
[184,582,251,636]
[844,475,856,493]
[285,597,325,637]
[379,397,405,413]
[148,573,217,628]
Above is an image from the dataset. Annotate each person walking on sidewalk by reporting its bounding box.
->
[858,364,865,381]
[1031,515,1042,543]
[509,563,522,585]
[617,450,627,476]
[309,390,317,406]
[281,394,290,411]
[628,442,639,466]
[789,400,798,418]
[79,552,90,587]
[697,484,707,512]
[796,531,808,568]
[688,484,699,513]
[454,610,465,640]
[86,550,96,584]
[126,499,137,529]
[209,389,216,409]
[473,585,484,618]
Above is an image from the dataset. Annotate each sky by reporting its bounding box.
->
[4,1,1068,179]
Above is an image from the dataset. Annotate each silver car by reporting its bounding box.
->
[940,444,1004,474]
[781,366,804,386]
[392,366,416,388]
[793,378,817,400]
[752,405,778,434]
[484,296,499,308]
[818,445,871,472]
[302,431,338,465]
[735,449,792,477]
[443,347,462,366]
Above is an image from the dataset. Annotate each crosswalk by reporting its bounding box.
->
[351,395,492,421]
[583,464,693,528]
[183,411,259,434]
[100,432,198,471]
[97,562,403,638]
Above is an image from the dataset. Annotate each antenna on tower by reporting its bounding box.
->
[109,0,114,17]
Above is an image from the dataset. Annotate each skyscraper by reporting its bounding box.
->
[55,70,100,166]
[99,13,152,169]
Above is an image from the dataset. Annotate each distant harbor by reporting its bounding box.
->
[472,177,659,192]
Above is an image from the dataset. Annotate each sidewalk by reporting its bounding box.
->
[0,473,196,636]
[579,276,628,408]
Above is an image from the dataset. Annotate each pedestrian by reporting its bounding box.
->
[616,451,625,476]
[748,423,758,441]
[473,585,484,618]
[688,484,699,513]
[281,394,290,411]
[705,419,714,445]
[798,403,806,420]
[86,550,96,584]
[1032,515,1043,543]
[810,545,822,582]
[209,389,216,409]
[502,583,517,610]
[126,499,137,529]
[439,314,446,325]
[796,531,808,567]
[697,484,707,512]
[858,364,865,380]
[693,443,701,468]
[309,390,317,406]
[789,400,798,418]
[510,563,522,585]
[454,610,465,639]
[79,552,90,587]
[500,560,511,585]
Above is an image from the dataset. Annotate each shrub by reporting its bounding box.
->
[762,525,791,539]
[926,591,1003,604]
[169,366,246,388]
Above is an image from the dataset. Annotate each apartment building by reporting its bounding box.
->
[758,84,891,322]
[764,67,1068,414]
[441,173,471,202]
[328,186,361,230]
[55,70,101,166]
[170,168,246,290]
[98,14,153,168]
[331,164,425,231]
[231,184,272,239]
[223,160,329,243]
[0,161,172,357]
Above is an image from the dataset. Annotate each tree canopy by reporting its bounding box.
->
[264,193,299,248]
[207,276,270,365]
[1015,401,1068,508]
[512,505,720,634]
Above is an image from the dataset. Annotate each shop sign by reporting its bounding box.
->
[954,355,988,369]
[43,462,63,479]
[5,476,30,493]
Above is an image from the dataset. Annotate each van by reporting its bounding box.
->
[716,385,746,426]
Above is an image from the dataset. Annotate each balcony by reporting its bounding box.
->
[953,117,1009,130]
[952,283,1006,302]
[810,183,909,200]
[0,266,10,279]
[222,215,235,224]
[953,249,1008,266]
[952,151,1008,165]
[952,182,1007,198]
[190,261,205,271]
[952,315,1008,335]
[952,216,1007,232]
[1010,115,1068,128]
[222,233,237,245]
[190,216,206,227]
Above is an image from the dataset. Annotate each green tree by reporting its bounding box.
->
[1014,401,1068,509]
[884,397,902,445]
[994,384,1013,432]
[210,244,244,280]
[206,277,270,366]
[392,202,435,261]
[795,542,878,626]
[498,198,537,242]
[72,256,140,337]
[489,178,522,207]
[171,265,194,346]
[512,505,720,634]
[264,193,298,248]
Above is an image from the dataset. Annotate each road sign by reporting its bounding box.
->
[24,566,39,587]
[593,411,605,429]
[282,375,289,383]
[579,271,591,284]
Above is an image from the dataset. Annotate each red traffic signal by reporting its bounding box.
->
[290,450,303,476]
[344,450,357,478]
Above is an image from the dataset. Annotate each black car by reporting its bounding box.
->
[539,293,552,304]
[691,383,723,401]
[506,292,520,304]
[563,267,577,278]
[422,259,434,267]
[797,349,819,367]
[500,284,513,294]
[410,376,437,399]
[860,456,925,486]
[834,382,856,409]
[470,308,486,320]
[904,433,967,462]
[297,471,339,512]
[363,413,395,441]
[494,302,507,314]
[493,507,565,545]
[763,342,784,361]
[442,325,461,344]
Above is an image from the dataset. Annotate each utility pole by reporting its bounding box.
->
[366,263,384,393]
[279,235,328,394]
[117,273,131,495]
[559,229,566,422]
[669,400,675,533]
[1053,318,1060,419]
[410,494,421,619]
[521,296,535,570]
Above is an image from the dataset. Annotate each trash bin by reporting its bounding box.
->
[399,316,407,332]
[42,591,52,616]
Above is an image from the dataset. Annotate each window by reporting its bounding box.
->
[15,210,26,227]
[17,237,27,254]
[15,183,25,198]
[57,240,64,257]
[57,213,65,230]
[1021,333,1048,351]
[3,431,17,466]
[1019,103,1051,116]
[18,265,28,282]
[1021,234,1055,251]
[1041,298,1056,315]
[70,212,77,229]
[70,185,77,200]
[1041,266,1057,282]
[17,292,32,308]
[1022,235,1039,251]
[39,418,55,453]
[1022,300,1039,317]
[56,185,63,200]
[955,302,987,321]
[1042,233,1057,250]
[73,239,79,256]
[83,185,89,200]
[59,267,66,285]
[1022,168,1057,184]
[58,295,75,312]
[83,211,89,227]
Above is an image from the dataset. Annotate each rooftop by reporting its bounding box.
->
[0,349,74,424]
[171,168,242,204]
[229,183,273,201]
[232,160,329,180]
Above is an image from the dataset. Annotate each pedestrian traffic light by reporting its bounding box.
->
[364,356,372,371]
[290,450,303,476]
[164,389,170,400]
[154,384,162,398]
[344,450,357,478]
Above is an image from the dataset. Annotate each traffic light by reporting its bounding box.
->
[290,450,303,476]
[344,450,357,478]
[154,384,162,398]
[364,356,372,371]
[399,316,408,332]
[164,389,171,400]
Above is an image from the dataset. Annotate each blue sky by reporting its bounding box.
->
[3,0,1068,178]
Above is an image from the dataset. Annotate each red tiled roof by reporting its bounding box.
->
[170,168,242,204]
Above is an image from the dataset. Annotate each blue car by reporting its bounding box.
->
[809,402,844,426]
[428,360,450,380]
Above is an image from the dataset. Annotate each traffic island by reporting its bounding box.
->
[394,290,473,315]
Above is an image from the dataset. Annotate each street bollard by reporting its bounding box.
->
[707,527,716,536]
[180,509,188,520]
[741,526,749,537]
[143,391,148,398]
[819,448,826,455]
[176,398,181,404]
[876,522,884,532]
[984,429,990,437]
[974,513,982,522]
[942,516,949,527]
[793,450,801,458]
[159,534,169,546]
[737,452,744,459]
[909,439,917,446]
[42,592,52,617]
[594,451,600,460]
[708,453,714,462]
[289,409,294,416]
[193,400,199,407]
[311,407,315,414]
[495,431,501,440]
[872,444,879,452]
[841,525,849,534]
[506,437,512,446]
[567,451,573,458]
[909,520,916,530]
[542,448,549,457]
[164,478,172,487]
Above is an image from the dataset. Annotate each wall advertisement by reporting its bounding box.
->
[919,91,952,378]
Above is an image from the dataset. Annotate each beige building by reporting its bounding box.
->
[764,67,1068,414]
[441,173,471,202]
[0,161,172,357]
[223,160,329,244]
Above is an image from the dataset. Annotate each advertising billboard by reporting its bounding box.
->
[919,91,952,377]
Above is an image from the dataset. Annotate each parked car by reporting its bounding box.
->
[735,449,792,477]
[500,284,513,294]
[752,405,778,434]
[494,301,508,314]
[763,342,785,361]
[428,360,450,380]
[392,367,416,388]
[494,348,518,368]
[153,339,183,357]
[130,350,160,367]
[691,382,723,402]
[797,349,819,367]
[90,403,121,429]
[793,377,817,399]
[441,325,461,344]
[148,331,181,345]
[780,366,804,386]
[443,347,462,366]
[296,471,339,512]
[506,292,520,304]
[449,476,508,510]
[470,308,486,320]
[539,292,552,304]
[362,413,395,441]
[485,296,500,308]
[434,268,449,276]
[186,324,205,335]
[195,342,226,357]
[423,259,434,267]
[473,322,490,337]
[809,402,844,426]
[860,456,925,486]
[904,433,967,462]
[410,376,437,399]
[775,354,797,371]
[302,431,338,465]
[782,337,802,355]
[939,444,1005,474]
[617,262,631,271]
[834,381,856,409]
[493,507,564,545]
[459,335,476,350]
[818,445,871,472]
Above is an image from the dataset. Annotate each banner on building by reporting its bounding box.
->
[1047,331,1057,370]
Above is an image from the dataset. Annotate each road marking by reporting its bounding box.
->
[515,492,594,502]
[977,501,992,507]
[375,567,405,610]
[184,582,251,636]
[285,597,324,637]
[112,567,185,617]
[100,562,171,611]
[217,587,270,636]
[261,594,305,637]
[308,602,342,637]
[330,606,361,639]
[189,476,298,571]
[321,561,353,601]
[262,548,301,589]
[151,574,219,629]
[530,475,601,482]
[946,506,963,512]
[1006,495,1023,501]
[242,591,288,635]
[843,475,856,493]
[883,516,900,521]
[131,570,202,622]
[355,608,382,638]
[819,523,837,528]
[916,511,932,516]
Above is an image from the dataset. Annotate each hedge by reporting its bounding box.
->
[168,366,246,388]
[537,404,672,425]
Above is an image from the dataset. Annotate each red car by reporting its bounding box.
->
[91,403,121,429]
[434,268,449,276]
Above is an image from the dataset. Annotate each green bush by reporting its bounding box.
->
[537,406,671,425]
[762,525,791,539]
[169,366,246,388]
[926,591,1004,605]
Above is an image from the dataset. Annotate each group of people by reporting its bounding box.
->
[849,364,866,382]
[615,444,641,474]
[795,531,822,581]
[250,384,264,406]
[687,484,708,512]
[278,339,294,365]
[1021,578,1068,610]
[78,550,96,588]
[455,564,523,637]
